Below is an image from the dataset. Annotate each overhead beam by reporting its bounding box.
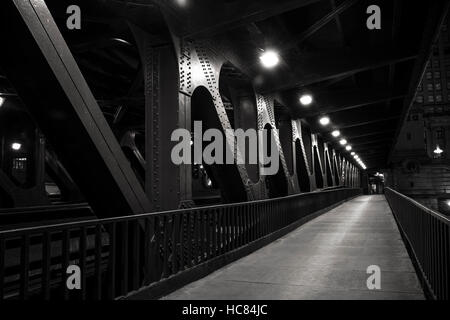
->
[351,132,395,142]
[293,89,406,118]
[261,48,417,92]
[280,0,359,52]
[384,0,402,113]
[363,154,388,160]
[354,145,390,153]
[343,129,396,139]
[336,116,401,129]
[351,138,393,147]
[178,0,322,38]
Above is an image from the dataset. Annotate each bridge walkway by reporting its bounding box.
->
[163,195,424,300]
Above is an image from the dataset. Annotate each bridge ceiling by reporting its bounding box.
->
[158,0,448,169]
[0,0,447,172]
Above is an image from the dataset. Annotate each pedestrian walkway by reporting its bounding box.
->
[163,195,424,300]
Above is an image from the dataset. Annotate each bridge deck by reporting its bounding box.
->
[163,195,424,300]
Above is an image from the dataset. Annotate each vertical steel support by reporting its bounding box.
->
[132,25,188,211]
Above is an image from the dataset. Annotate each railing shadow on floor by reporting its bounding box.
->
[0,188,361,300]
[385,188,450,300]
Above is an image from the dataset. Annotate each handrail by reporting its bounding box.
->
[386,188,450,224]
[0,187,359,237]
[385,187,450,300]
[0,187,361,300]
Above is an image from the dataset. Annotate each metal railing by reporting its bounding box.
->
[385,188,450,300]
[0,188,361,300]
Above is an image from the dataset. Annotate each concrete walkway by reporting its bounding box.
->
[163,195,424,300]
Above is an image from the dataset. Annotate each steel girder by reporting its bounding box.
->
[0,0,363,214]
[0,0,151,217]
[131,25,187,211]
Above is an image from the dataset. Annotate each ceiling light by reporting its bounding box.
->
[259,50,280,69]
[331,130,340,137]
[339,139,347,145]
[299,94,313,106]
[351,152,355,156]
[0,97,4,108]
[11,142,21,151]
[345,145,352,151]
[319,116,330,126]
[175,0,188,6]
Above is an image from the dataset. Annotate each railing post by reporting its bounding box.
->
[20,234,30,300]
[0,236,4,300]
[42,231,51,300]
[94,224,102,300]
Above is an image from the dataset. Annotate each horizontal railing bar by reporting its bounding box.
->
[386,188,450,225]
[0,188,361,237]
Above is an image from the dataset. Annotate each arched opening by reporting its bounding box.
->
[219,62,259,183]
[191,86,247,204]
[325,152,333,187]
[313,146,324,189]
[333,156,340,186]
[301,125,313,174]
[344,162,349,185]
[274,101,293,175]
[295,139,311,192]
[264,124,288,198]
[317,137,325,170]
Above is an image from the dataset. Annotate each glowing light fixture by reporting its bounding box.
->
[339,139,347,145]
[0,97,4,108]
[446,200,450,207]
[175,0,187,6]
[299,94,313,106]
[345,145,352,151]
[11,142,22,151]
[319,116,330,126]
[331,130,340,137]
[351,152,355,156]
[259,50,280,69]
[434,145,444,155]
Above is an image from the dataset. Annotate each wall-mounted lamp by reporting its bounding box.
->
[11,142,22,151]
[434,145,444,155]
